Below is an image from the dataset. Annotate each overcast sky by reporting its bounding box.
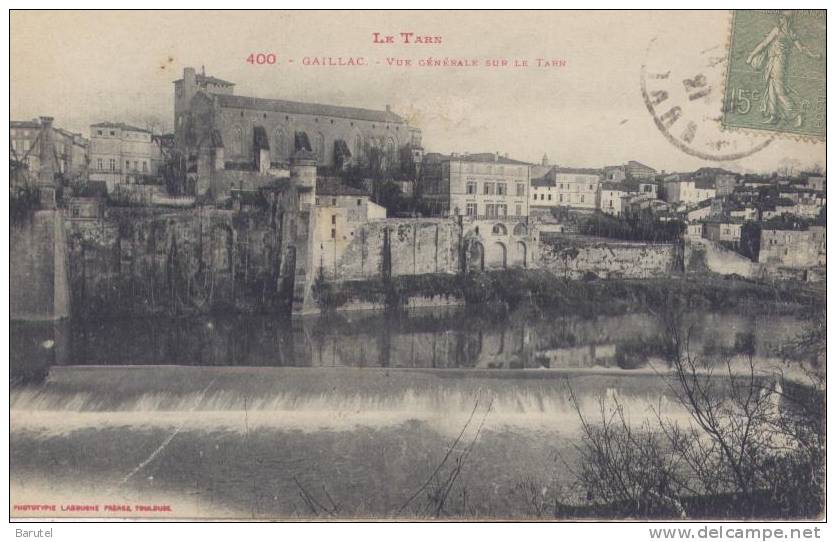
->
[11,10,825,174]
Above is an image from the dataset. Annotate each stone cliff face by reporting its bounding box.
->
[64,206,301,319]
[13,204,698,321]
[326,219,462,281]
[537,235,680,279]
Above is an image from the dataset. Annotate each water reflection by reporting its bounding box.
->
[11,307,805,383]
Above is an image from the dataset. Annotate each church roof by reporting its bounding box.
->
[216,93,406,124]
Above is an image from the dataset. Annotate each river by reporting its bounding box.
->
[10,307,810,519]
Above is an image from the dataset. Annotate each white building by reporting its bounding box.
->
[664,179,716,205]
[530,166,600,210]
[89,122,161,190]
[421,152,531,219]
[599,182,629,216]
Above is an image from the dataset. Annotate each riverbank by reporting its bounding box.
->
[314,268,823,317]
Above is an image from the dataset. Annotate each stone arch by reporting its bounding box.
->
[513,222,527,236]
[492,223,507,236]
[468,240,485,272]
[513,241,527,268]
[488,241,507,269]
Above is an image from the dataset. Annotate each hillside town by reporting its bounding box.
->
[10,65,827,299]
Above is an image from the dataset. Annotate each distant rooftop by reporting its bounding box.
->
[316,177,369,197]
[627,160,655,171]
[433,152,532,166]
[90,121,150,133]
[215,93,406,124]
[554,166,602,176]
[10,120,42,129]
[196,74,235,86]
[173,71,235,87]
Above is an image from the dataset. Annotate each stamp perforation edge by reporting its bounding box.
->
[719,9,825,144]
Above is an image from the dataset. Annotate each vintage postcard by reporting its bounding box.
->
[9,9,826,523]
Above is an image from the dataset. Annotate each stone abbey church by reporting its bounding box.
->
[173,66,423,187]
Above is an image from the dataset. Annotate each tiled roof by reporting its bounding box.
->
[554,166,602,176]
[627,160,655,171]
[692,167,737,177]
[216,93,406,124]
[704,217,745,225]
[442,152,532,166]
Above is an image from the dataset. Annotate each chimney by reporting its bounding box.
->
[385,104,391,112]
[201,65,206,76]
[495,152,500,162]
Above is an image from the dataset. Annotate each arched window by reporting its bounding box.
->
[273,128,287,160]
[353,133,363,162]
[492,223,507,236]
[513,223,527,236]
[316,132,326,163]
[230,126,244,156]
[386,136,397,165]
[469,241,485,272]
[489,242,507,269]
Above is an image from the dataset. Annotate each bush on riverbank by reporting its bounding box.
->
[314,267,823,316]
[554,310,826,520]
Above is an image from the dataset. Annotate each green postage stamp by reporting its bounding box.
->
[722,10,825,140]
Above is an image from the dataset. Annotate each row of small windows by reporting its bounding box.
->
[95,158,148,172]
[466,181,526,197]
[533,193,585,203]
[234,110,401,131]
[463,203,525,217]
[93,129,149,140]
[315,198,364,207]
